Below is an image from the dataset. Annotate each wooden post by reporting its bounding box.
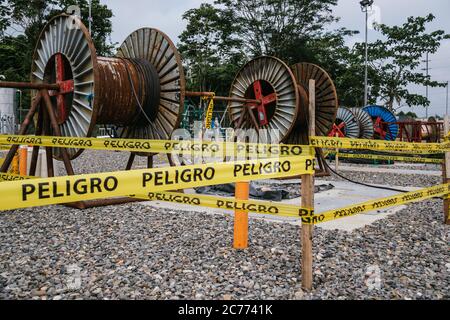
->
[41,89,75,176]
[335,132,339,172]
[301,79,316,290]
[443,115,450,225]
[234,181,250,249]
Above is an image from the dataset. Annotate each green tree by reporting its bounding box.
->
[0,0,115,82]
[179,0,357,101]
[0,0,115,118]
[353,14,450,110]
[178,3,245,96]
[216,0,342,59]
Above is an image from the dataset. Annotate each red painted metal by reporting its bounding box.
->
[248,80,277,127]
[328,123,346,138]
[44,53,75,124]
[386,121,444,143]
[374,117,387,140]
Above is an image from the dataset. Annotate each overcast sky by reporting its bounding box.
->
[105,0,450,117]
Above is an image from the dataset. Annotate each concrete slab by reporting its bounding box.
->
[141,179,419,232]
[337,166,441,176]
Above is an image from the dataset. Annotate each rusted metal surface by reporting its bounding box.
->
[31,14,99,160]
[96,57,160,126]
[227,59,338,145]
[228,56,300,143]
[186,91,261,104]
[291,63,338,140]
[389,120,443,143]
[116,28,186,143]
[0,81,59,90]
[28,16,186,160]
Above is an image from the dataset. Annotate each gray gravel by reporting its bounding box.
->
[321,166,442,188]
[0,150,448,300]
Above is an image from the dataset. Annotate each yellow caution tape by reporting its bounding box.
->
[0,155,314,211]
[302,184,450,225]
[328,152,443,164]
[311,136,449,153]
[203,95,215,130]
[132,191,313,217]
[0,134,314,158]
[0,173,35,181]
[0,145,11,150]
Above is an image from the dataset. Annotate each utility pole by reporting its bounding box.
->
[422,52,431,118]
[360,0,374,107]
[446,81,449,116]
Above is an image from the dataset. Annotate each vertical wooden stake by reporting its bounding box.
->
[301,79,316,291]
[443,115,450,225]
[335,132,339,172]
[234,181,250,249]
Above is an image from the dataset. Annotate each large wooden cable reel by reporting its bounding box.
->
[290,63,338,144]
[228,56,300,143]
[31,14,185,160]
[228,58,338,145]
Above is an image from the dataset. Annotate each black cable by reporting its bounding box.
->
[322,157,409,193]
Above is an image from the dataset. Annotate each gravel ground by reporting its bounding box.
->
[336,161,442,172]
[0,150,448,300]
[321,170,442,188]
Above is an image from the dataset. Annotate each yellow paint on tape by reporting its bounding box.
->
[302,184,450,225]
[0,156,315,211]
[204,95,215,130]
[328,152,443,164]
[0,173,35,182]
[312,137,449,152]
[132,191,313,217]
[0,135,314,158]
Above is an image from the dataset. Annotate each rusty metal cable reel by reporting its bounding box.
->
[423,117,439,143]
[289,63,339,144]
[227,56,300,144]
[31,14,185,160]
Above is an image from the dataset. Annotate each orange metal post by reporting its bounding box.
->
[19,146,28,176]
[234,181,250,249]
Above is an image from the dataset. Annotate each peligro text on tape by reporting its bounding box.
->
[0,134,314,158]
[327,152,443,164]
[311,136,450,152]
[0,156,314,211]
[132,191,313,217]
[302,184,450,225]
[0,173,35,181]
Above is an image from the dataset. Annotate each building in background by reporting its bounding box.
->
[0,88,17,134]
